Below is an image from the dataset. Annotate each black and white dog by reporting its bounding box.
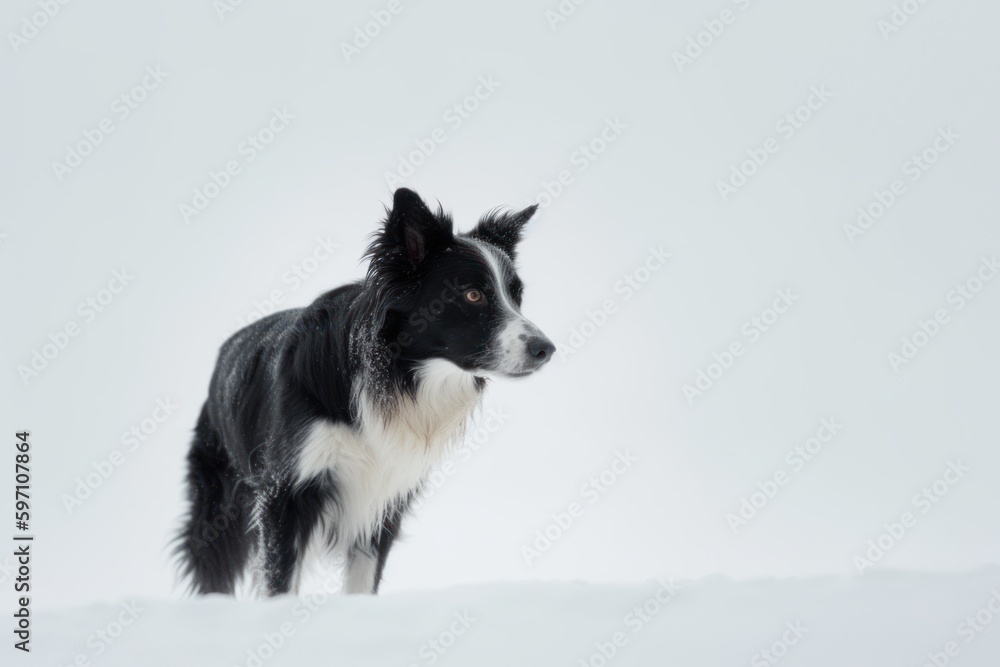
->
[177,188,554,596]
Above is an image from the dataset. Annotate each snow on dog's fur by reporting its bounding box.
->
[176,188,554,595]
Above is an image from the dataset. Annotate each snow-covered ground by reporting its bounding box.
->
[36,571,1000,666]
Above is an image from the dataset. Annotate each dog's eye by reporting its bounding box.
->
[464,289,485,304]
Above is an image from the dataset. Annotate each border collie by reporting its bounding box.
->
[176,188,554,596]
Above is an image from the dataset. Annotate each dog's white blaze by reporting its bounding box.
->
[464,238,518,313]
[465,238,543,375]
[292,359,480,591]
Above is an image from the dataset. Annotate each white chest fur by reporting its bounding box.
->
[294,359,482,546]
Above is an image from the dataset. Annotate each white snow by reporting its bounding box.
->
[35,571,1000,666]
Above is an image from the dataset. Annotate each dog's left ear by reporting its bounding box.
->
[383,188,453,268]
[468,205,538,260]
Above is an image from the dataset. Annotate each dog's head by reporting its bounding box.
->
[364,188,554,379]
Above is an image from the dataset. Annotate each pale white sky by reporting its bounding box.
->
[2,0,999,611]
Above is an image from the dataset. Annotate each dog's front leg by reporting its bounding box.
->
[343,505,406,594]
[343,544,378,594]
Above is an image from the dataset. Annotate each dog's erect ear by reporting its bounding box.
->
[383,188,453,267]
[468,204,538,260]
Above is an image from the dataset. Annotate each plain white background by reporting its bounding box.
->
[2,0,999,613]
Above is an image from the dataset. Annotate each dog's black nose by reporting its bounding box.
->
[527,336,556,365]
